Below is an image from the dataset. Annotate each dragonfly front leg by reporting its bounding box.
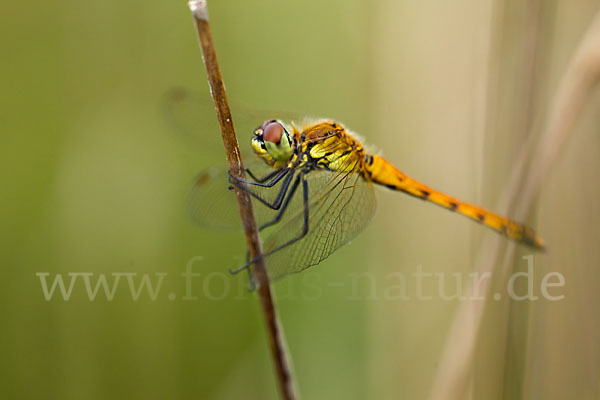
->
[245,168,282,183]
[229,167,289,188]
[230,173,310,275]
[230,169,295,210]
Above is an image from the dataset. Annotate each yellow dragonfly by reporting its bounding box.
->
[165,89,545,283]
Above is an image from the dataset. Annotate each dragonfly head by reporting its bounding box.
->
[251,120,294,167]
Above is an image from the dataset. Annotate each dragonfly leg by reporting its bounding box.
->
[230,173,310,275]
[229,168,289,188]
[259,173,302,231]
[245,168,281,183]
[230,170,295,210]
[242,250,258,291]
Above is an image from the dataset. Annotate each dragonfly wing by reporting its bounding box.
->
[161,87,219,141]
[261,167,377,282]
[187,166,243,230]
[161,87,312,147]
[187,161,294,230]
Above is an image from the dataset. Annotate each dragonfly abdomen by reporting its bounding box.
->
[364,154,545,249]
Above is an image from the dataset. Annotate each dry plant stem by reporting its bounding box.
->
[188,2,296,399]
[429,10,600,400]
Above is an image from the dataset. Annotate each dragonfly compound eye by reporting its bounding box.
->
[262,121,283,144]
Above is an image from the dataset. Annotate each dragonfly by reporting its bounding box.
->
[165,89,545,283]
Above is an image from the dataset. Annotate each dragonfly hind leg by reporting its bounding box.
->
[230,173,310,276]
[259,173,302,231]
[244,250,258,291]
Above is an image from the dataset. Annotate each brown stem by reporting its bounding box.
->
[187,2,296,399]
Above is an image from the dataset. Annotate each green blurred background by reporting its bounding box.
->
[1,1,599,399]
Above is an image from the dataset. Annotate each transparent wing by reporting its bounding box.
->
[187,160,290,230]
[161,87,219,142]
[161,87,310,146]
[262,166,377,282]
[186,166,243,231]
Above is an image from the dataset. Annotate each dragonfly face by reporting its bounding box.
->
[251,120,294,168]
